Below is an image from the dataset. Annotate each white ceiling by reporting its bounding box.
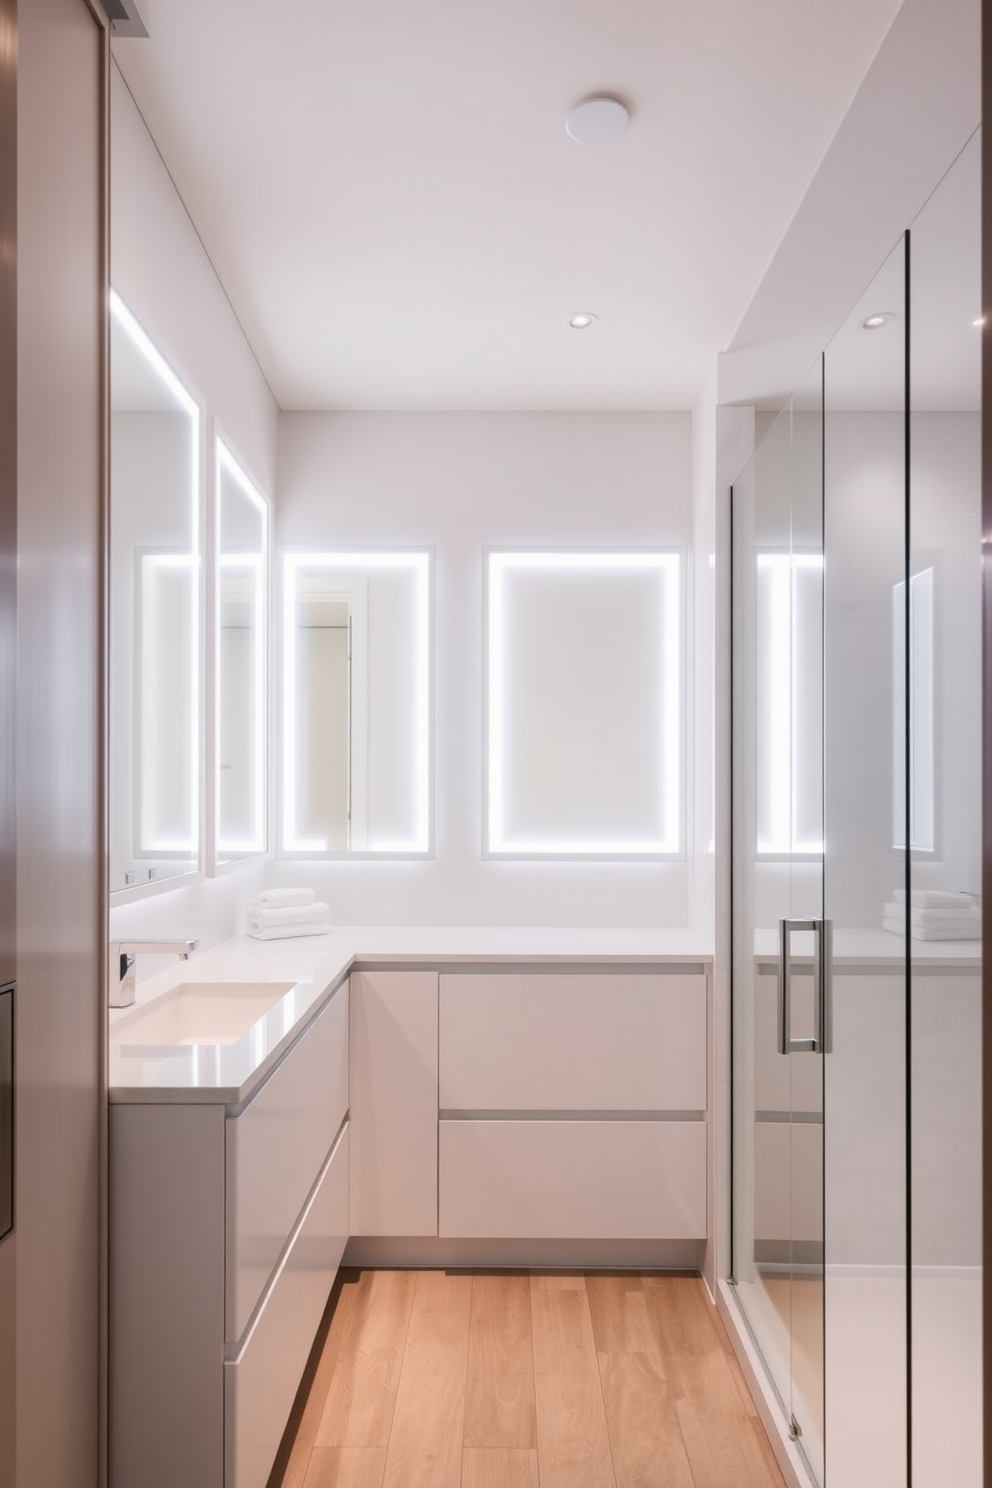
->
[113,0,906,412]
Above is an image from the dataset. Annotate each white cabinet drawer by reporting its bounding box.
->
[439,972,706,1112]
[225,1124,349,1488]
[438,1118,705,1240]
[349,969,438,1237]
[226,981,349,1342]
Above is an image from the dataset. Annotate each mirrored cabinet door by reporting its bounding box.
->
[110,291,202,893]
[214,440,268,867]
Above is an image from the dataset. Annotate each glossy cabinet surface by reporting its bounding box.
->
[349,969,438,1237]
[226,984,349,1340]
[439,1118,706,1239]
[439,971,706,1111]
[226,1126,349,1488]
[109,981,349,1488]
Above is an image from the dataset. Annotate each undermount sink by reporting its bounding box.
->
[111,981,297,1047]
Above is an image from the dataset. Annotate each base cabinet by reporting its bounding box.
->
[439,1118,705,1239]
[226,1127,349,1488]
[109,982,349,1488]
[349,969,438,1237]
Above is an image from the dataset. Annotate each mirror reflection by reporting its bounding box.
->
[110,292,201,892]
[283,552,430,856]
[215,441,267,865]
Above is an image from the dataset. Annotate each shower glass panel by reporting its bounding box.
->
[907,130,982,1488]
[821,236,908,1488]
[731,354,825,1486]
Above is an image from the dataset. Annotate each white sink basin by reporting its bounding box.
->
[112,981,296,1047]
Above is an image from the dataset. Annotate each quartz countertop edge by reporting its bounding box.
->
[108,926,715,1106]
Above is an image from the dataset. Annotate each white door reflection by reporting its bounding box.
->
[283,553,429,856]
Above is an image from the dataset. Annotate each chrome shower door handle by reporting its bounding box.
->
[777,917,832,1055]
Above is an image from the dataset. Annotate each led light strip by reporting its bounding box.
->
[216,439,267,856]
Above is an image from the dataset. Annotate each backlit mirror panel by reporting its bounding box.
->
[110,291,200,892]
[282,552,431,856]
[485,551,682,857]
[215,440,267,866]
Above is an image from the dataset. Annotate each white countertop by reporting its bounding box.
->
[108,925,714,1106]
[753,925,982,970]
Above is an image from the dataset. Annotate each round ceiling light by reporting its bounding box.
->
[565,96,629,146]
[861,311,895,330]
[568,313,597,330]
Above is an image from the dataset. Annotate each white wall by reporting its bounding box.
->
[274,411,694,928]
[109,61,280,965]
[110,63,278,496]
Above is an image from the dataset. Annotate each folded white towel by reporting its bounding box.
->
[248,921,331,943]
[883,917,980,942]
[251,888,316,909]
[892,889,977,910]
[248,902,330,932]
[883,902,980,931]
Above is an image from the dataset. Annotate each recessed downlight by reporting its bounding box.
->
[568,313,597,330]
[565,96,629,146]
[861,311,895,331]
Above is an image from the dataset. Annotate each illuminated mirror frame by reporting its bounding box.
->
[282,551,432,857]
[110,289,203,898]
[754,550,825,857]
[211,438,268,869]
[893,565,936,853]
[485,550,683,858]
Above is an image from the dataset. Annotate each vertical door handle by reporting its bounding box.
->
[778,917,832,1055]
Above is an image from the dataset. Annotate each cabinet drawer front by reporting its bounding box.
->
[439,972,706,1112]
[350,969,438,1237]
[225,1125,349,1488]
[226,981,349,1342]
[439,1119,705,1240]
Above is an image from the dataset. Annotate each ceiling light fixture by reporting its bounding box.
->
[861,311,894,330]
[565,96,629,146]
[973,316,985,327]
[568,313,597,330]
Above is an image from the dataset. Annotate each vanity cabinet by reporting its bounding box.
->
[349,968,438,1237]
[437,969,707,1240]
[109,979,349,1488]
[345,964,707,1246]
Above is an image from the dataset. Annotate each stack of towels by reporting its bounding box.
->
[882,889,980,941]
[248,888,330,941]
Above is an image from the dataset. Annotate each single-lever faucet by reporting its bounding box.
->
[109,939,199,1009]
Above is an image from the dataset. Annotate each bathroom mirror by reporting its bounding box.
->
[485,551,682,857]
[214,440,267,867]
[110,291,201,893]
[282,551,431,856]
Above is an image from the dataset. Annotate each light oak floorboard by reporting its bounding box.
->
[315,1269,417,1448]
[271,1271,369,1488]
[276,1271,787,1488]
[530,1273,617,1488]
[642,1273,757,1417]
[597,1351,695,1488]
[463,1272,536,1449]
[585,1273,659,1356]
[460,1448,540,1488]
[303,1447,387,1488]
[677,1399,786,1488]
[380,1270,473,1488]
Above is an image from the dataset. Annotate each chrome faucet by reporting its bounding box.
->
[109,939,199,1009]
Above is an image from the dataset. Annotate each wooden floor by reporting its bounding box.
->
[270,1269,788,1488]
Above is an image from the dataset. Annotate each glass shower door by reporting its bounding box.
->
[731,356,825,1486]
